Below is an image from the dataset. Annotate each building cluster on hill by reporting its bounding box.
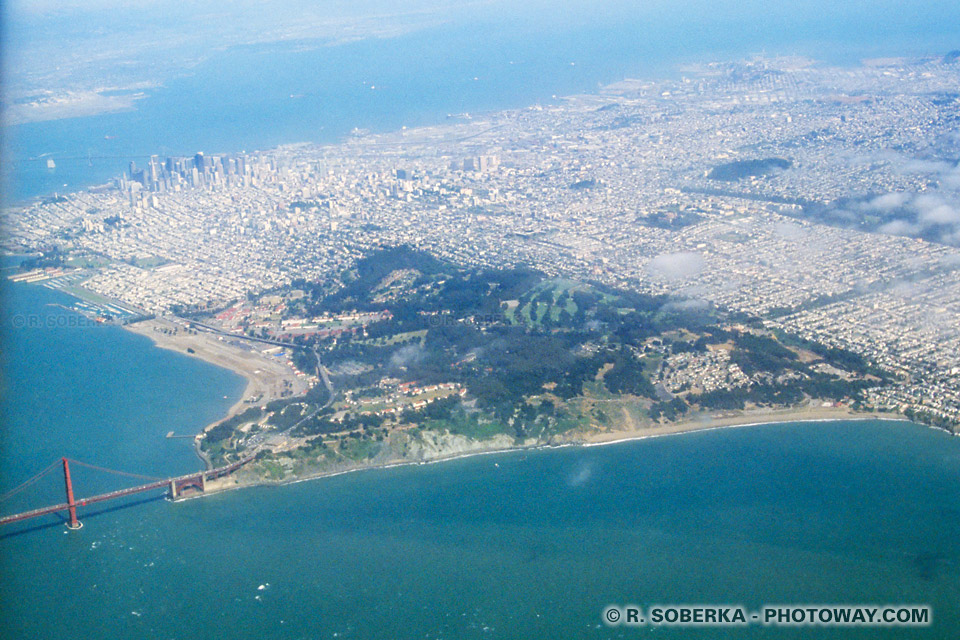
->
[4,54,959,425]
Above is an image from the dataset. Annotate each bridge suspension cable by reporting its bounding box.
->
[0,459,62,504]
[1,454,256,528]
[65,458,165,482]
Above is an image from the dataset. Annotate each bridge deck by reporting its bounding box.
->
[0,454,254,526]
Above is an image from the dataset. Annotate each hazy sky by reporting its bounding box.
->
[4,1,959,96]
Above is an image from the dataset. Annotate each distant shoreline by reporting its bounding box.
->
[10,258,945,502]
[9,45,955,207]
[582,405,880,444]
[116,312,938,498]
[187,412,932,504]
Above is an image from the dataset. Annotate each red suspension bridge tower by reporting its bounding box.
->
[61,457,82,530]
[0,454,254,530]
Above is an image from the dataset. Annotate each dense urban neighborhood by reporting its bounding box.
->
[5,54,960,456]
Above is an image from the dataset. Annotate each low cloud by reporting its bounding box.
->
[914,194,960,226]
[868,192,910,211]
[877,219,921,236]
[389,344,424,369]
[773,220,806,240]
[646,252,705,282]
[942,164,960,189]
[860,188,960,246]
[585,319,603,331]
[661,297,710,313]
[825,152,960,246]
[939,253,960,268]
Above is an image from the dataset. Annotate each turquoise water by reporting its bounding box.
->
[1,275,959,638]
[0,271,246,506]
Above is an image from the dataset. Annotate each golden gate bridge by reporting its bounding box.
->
[0,455,254,530]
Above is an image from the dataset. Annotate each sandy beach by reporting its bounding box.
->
[198,404,901,497]
[582,404,870,445]
[124,317,310,432]
[122,319,911,495]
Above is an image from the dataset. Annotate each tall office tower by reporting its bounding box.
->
[478,155,499,172]
[396,168,410,180]
[194,152,206,172]
[128,160,137,177]
[462,158,475,171]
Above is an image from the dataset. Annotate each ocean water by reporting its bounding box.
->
[1,274,959,639]
[0,270,246,505]
[5,1,960,203]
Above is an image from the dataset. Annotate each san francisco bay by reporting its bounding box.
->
[6,0,960,202]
